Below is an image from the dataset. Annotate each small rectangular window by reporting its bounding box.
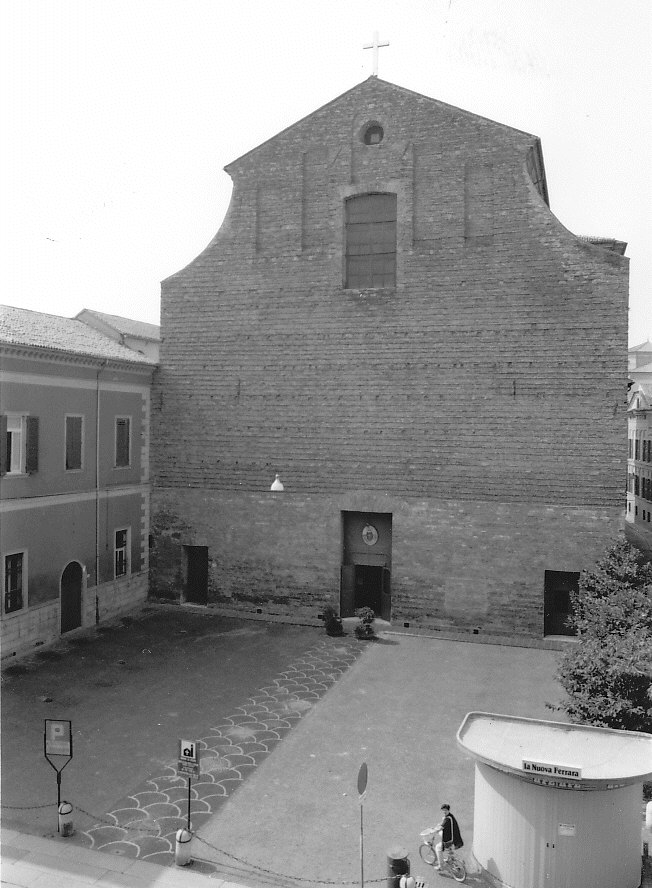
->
[114,528,130,578]
[65,416,83,470]
[115,417,131,468]
[635,439,640,460]
[5,416,24,474]
[4,552,24,613]
[628,438,633,458]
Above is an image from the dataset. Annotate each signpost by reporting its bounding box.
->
[357,762,368,888]
[177,739,200,829]
[43,719,73,832]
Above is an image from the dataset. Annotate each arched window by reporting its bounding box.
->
[345,193,396,289]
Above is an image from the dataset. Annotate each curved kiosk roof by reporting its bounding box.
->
[457,712,652,888]
[457,711,652,790]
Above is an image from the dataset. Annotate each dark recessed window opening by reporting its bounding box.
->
[363,123,384,145]
[345,193,397,289]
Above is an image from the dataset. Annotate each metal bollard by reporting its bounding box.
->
[58,801,74,837]
[175,828,193,866]
[386,845,410,888]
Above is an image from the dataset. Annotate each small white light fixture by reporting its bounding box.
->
[270,473,284,491]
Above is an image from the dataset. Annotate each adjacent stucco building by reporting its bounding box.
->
[1,306,156,658]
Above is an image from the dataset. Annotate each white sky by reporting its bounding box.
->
[3,0,651,345]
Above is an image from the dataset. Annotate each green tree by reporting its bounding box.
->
[553,539,652,733]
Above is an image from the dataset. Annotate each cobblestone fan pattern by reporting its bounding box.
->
[81,638,362,865]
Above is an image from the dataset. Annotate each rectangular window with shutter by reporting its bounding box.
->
[65,415,83,471]
[5,415,24,473]
[115,417,131,468]
[2,414,38,475]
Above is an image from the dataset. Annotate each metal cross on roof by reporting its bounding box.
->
[363,30,389,77]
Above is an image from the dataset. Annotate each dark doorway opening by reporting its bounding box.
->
[184,546,208,605]
[340,511,392,621]
[544,570,579,636]
[341,563,391,620]
[355,565,383,613]
[61,562,83,633]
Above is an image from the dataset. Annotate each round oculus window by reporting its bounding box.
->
[363,123,384,145]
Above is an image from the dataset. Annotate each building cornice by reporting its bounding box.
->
[0,342,156,375]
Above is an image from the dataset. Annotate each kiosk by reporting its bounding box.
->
[457,712,652,888]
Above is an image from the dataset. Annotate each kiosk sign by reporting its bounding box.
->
[522,759,582,780]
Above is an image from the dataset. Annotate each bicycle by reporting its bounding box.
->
[418,827,466,882]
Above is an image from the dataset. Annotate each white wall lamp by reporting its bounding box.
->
[270,473,284,491]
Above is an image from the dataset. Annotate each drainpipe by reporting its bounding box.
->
[95,360,108,623]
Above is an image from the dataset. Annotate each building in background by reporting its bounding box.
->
[1,306,157,659]
[75,309,160,362]
[628,339,652,389]
[626,382,652,556]
[150,77,629,641]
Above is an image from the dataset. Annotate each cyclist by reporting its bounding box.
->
[434,803,463,870]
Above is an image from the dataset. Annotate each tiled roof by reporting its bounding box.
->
[0,305,156,364]
[76,309,160,341]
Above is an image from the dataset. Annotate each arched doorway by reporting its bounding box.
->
[61,562,83,633]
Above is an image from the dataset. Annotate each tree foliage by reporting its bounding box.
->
[553,539,652,733]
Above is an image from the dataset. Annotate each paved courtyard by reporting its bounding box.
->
[1,605,562,886]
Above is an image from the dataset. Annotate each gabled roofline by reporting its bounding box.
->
[629,340,652,352]
[75,309,161,342]
[224,76,544,174]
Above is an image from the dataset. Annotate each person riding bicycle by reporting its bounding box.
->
[434,803,463,870]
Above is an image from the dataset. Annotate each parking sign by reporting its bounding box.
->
[44,720,72,757]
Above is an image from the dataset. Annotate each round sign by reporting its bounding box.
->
[357,762,368,797]
[362,525,378,546]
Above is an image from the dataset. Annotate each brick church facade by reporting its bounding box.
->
[150,77,628,640]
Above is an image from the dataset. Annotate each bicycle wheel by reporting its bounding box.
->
[450,856,466,882]
[419,842,436,865]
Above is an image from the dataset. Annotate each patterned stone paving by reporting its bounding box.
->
[80,637,363,865]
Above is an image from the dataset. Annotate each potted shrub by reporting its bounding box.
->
[322,604,344,637]
[354,606,376,640]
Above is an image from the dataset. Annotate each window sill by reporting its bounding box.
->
[343,286,396,296]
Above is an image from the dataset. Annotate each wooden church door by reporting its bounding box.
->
[185,546,208,604]
[340,565,355,617]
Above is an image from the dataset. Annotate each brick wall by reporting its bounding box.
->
[150,78,628,636]
[150,488,622,638]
